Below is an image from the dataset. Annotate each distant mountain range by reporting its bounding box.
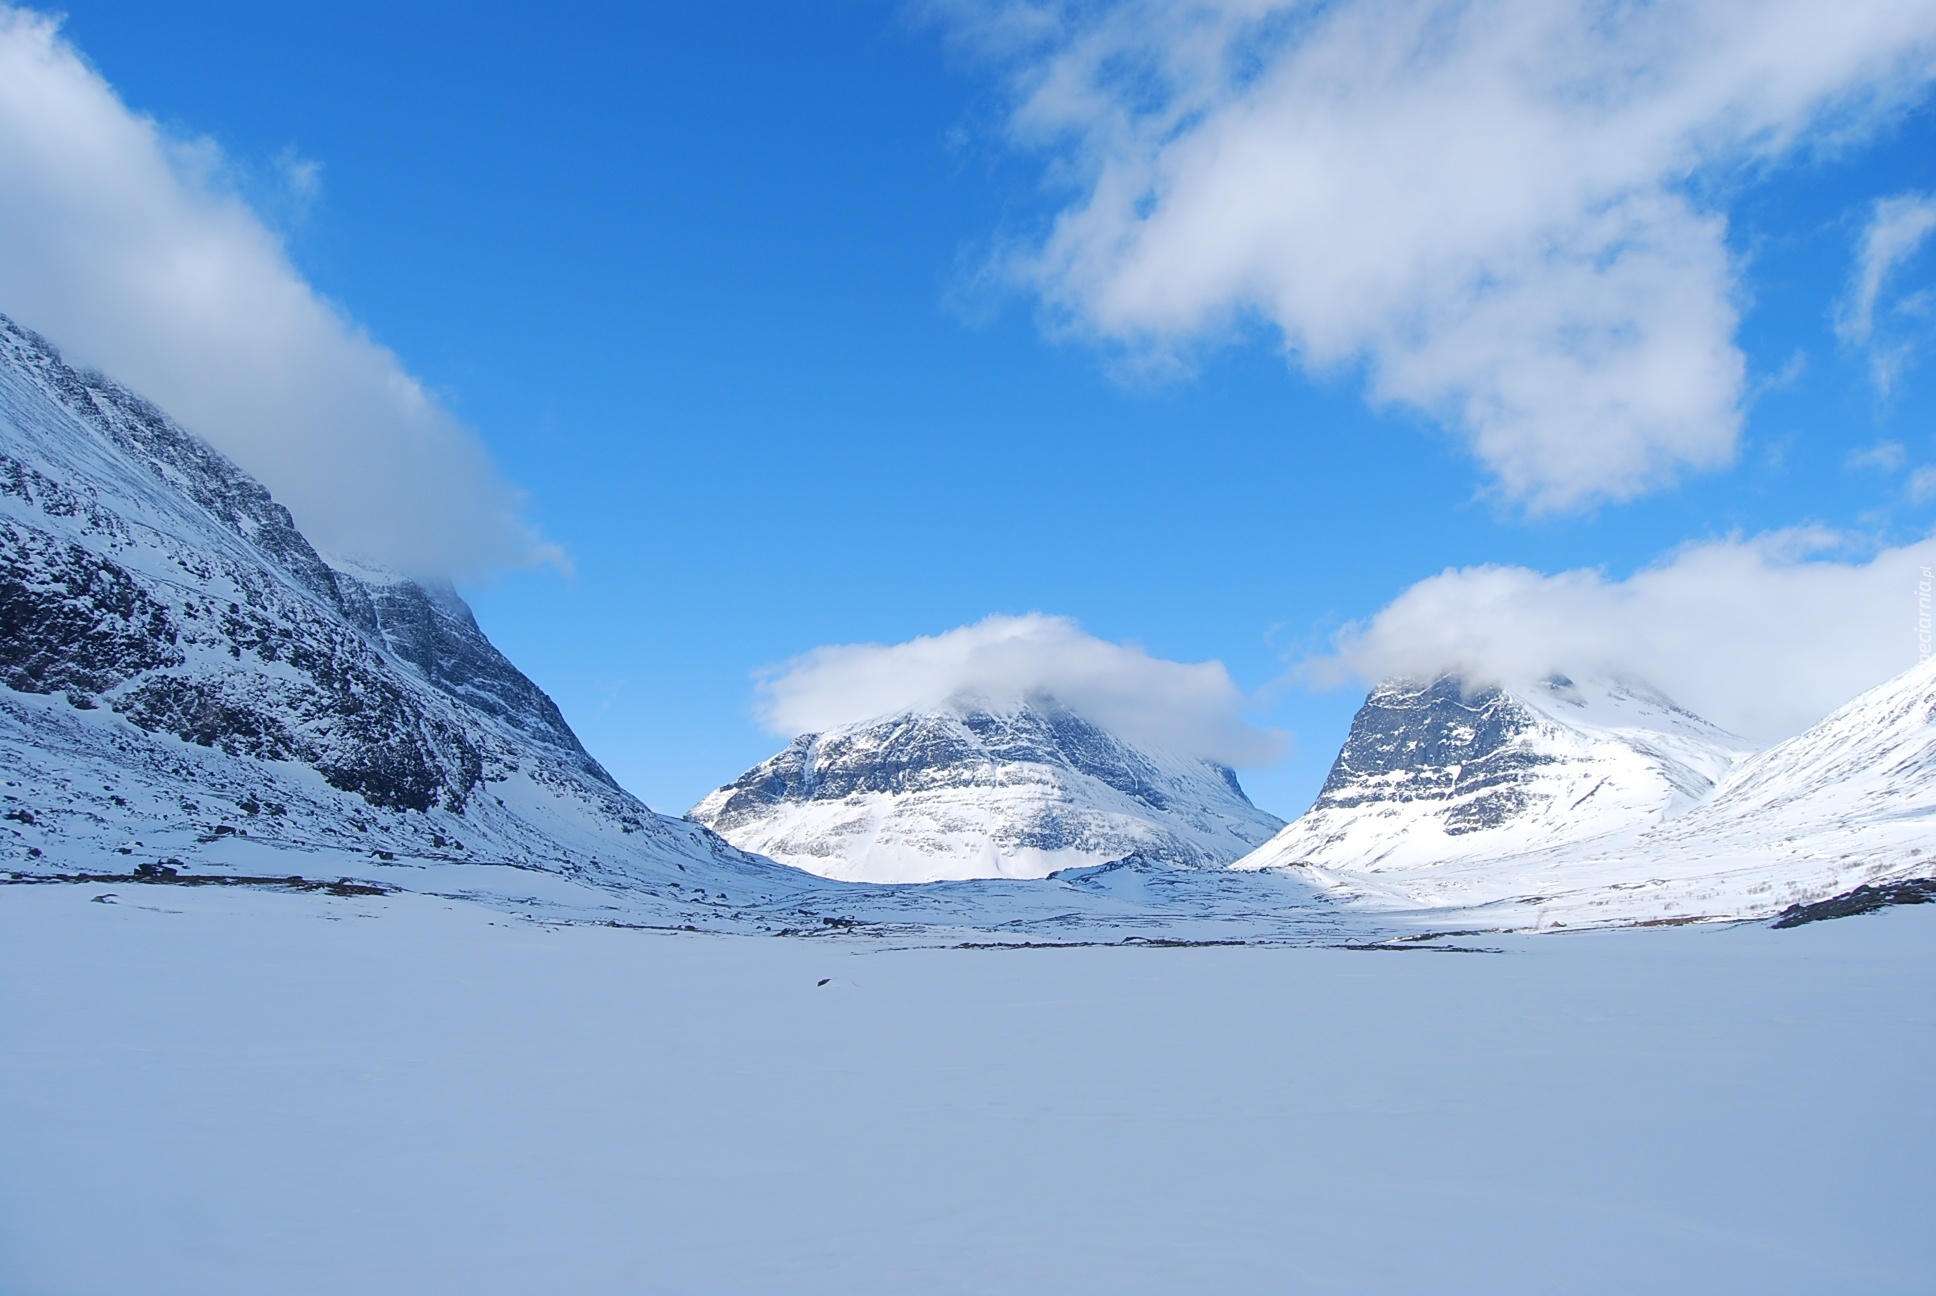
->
[0,304,1926,935]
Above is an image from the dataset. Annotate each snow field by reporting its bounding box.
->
[2,882,1930,1294]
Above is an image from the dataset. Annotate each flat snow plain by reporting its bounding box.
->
[2,881,1930,1294]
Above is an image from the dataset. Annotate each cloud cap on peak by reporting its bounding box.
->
[1307,530,1936,743]
[756,613,1284,767]
[0,6,548,577]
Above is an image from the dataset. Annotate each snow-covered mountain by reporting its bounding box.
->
[0,312,788,900]
[1240,663,1936,928]
[691,697,1285,883]
[1236,674,1750,875]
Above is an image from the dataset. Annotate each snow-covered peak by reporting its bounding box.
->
[691,696,1284,884]
[1235,673,1751,874]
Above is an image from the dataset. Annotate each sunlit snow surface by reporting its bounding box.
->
[1,880,1930,1295]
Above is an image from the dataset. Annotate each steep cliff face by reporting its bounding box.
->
[692,697,1283,883]
[0,313,767,888]
[1237,674,1748,875]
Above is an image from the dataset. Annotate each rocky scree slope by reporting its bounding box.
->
[692,697,1284,883]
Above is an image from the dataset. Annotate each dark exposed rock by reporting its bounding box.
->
[1315,677,1553,834]
[0,525,181,695]
[116,676,305,762]
[1771,879,1936,928]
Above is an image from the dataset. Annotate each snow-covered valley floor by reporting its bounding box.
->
[3,878,1931,1295]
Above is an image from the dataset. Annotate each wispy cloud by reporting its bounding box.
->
[757,613,1283,766]
[938,0,1936,510]
[1306,530,1936,742]
[268,145,324,226]
[0,6,549,576]
[1847,440,1908,471]
[1838,190,1936,391]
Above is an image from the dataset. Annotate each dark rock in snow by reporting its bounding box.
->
[1771,878,1936,928]
[1316,677,1554,835]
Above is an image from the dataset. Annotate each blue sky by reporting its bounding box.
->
[5,1,1936,817]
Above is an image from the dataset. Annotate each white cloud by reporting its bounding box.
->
[943,0,1936,509]
[1840,192,1936,341]
[0,7,547,576]
[756,613,1283,766]
[1308,530,1936,742]
[1838,190,1936,389]
[1847,440,1908,471]
[1910,465,1936,503]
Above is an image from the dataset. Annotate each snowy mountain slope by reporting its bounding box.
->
[1535,652,1936,925]
[1234,674,1750,876]
[692,697,1285,883]
[1260,659,1936,929]
[0,312,794,903]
